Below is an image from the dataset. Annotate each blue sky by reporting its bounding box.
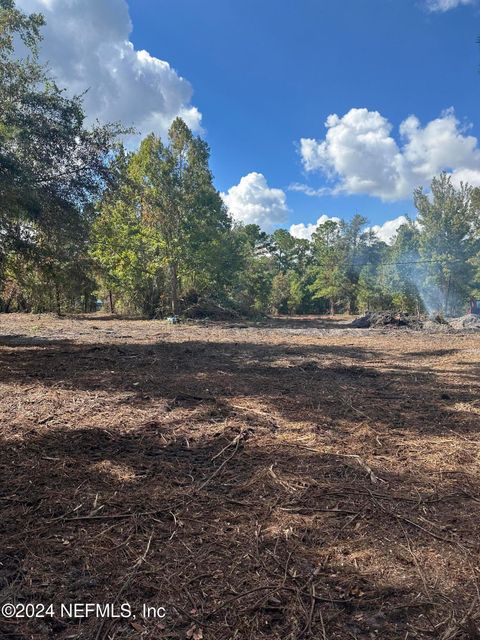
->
[18,0,480,240]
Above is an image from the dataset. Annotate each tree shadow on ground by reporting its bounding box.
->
[0,334,478,437]
[1,332,480,638]
[1,421,479,639]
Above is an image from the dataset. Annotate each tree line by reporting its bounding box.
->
[1,0,479,318]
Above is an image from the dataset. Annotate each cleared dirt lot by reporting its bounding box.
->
[1,313,479,639]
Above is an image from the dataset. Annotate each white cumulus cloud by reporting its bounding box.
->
[299,108,480,201]
[289,215,341,240]
[222,173,289,232]
[288,183,331,197]
[368,216,409,244]
[17,0,202,139]
[290,214,409,244]
[425,0,476,11]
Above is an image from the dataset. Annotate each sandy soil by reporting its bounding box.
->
[1,313,479,639]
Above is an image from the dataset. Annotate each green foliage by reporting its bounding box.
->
[269,272,290,314]
[229,225,274,315]
[309,218,367,314]
[379,221,423,313]
[91,149,158,315]
[357,264,385,312]
[414,174,476,314]
[470,187,480,297]
[92,120,235,316]
[0,0,123,312]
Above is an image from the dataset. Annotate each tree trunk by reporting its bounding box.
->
[109,290,115,314]
[3,286,17,313]
[54,282,62,316]
[170,263,179,315]
[444,275,451,316]
[330,298,335,316]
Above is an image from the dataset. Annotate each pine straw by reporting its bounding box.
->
[0,313,480,639]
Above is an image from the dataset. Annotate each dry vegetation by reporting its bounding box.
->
[1,313,480,640]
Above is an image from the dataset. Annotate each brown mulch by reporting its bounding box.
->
[1,313,480,639]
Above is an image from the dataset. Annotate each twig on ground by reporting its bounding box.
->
[94,530,154,640]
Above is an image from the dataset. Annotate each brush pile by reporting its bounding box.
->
[350,311,424,329]
[183,301,240,321]
[449,313,480,329]
[351,311,480,331]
